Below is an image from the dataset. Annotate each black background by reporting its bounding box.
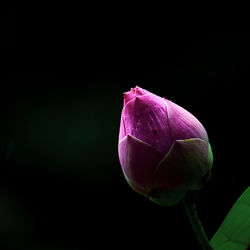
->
[1,7,249,250]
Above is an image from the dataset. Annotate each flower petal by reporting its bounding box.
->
[123,93,174,155]
[148,186,188,206]
[118,134,164,195]
[153,138,213,191]
[165,99,209,142]
[118,110,126,141]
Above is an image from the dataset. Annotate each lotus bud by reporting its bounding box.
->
[118,86,213,206]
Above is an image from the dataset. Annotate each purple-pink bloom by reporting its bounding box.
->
[118,86,213,206]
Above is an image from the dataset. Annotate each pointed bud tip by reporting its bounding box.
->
[123,86,149,106]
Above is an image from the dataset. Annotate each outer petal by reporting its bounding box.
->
[165,99,209,142]
[153,138,213,191]
[123,93,174,155]
[118,109,126,141]
[118,134,164,195]
[148,186,188,206]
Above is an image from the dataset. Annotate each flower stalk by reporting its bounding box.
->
[183,193,213,250]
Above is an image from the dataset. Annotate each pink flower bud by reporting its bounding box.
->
[118,86,213,206]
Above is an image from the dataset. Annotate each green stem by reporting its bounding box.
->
[183,193,213,250]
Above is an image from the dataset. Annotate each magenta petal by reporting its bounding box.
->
[123,93,174,155]
[166,99,209,142]
[153,138,212,191]
[118,134,164,195]
[118,110,126,141]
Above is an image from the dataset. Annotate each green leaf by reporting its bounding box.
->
[210,186,250,250]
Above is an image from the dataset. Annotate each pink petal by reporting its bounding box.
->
[118,109,126,141]
[118,134,164,195]
[153,138,213,191]
[123,93,174,155]
[165,99,209,142]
